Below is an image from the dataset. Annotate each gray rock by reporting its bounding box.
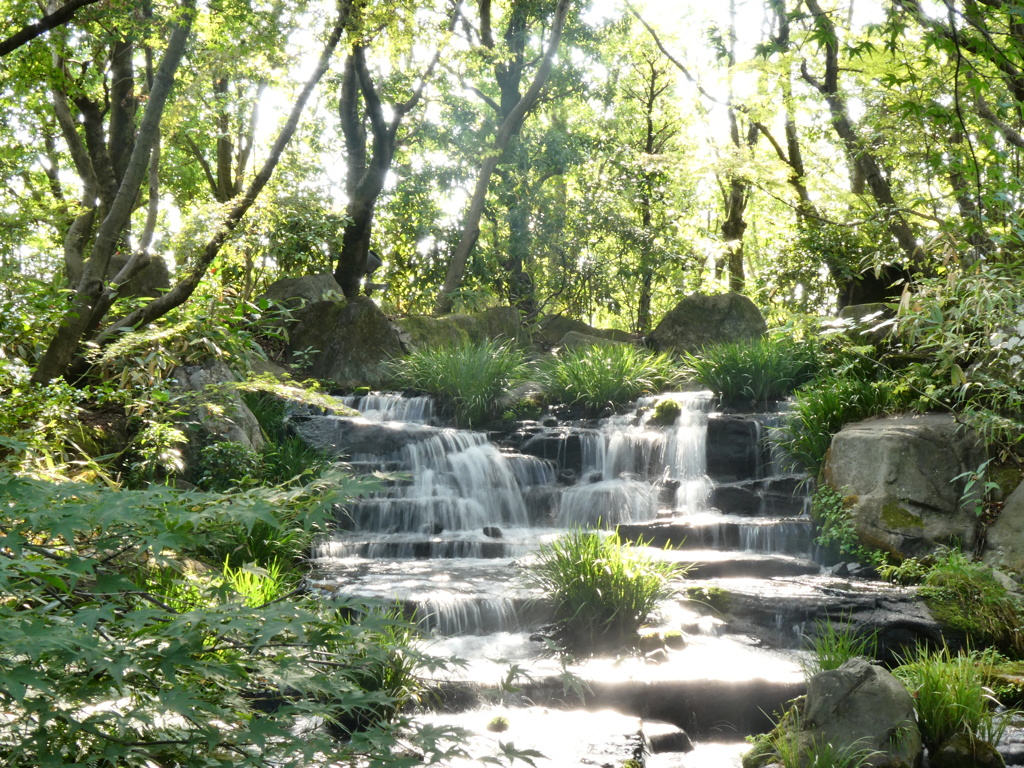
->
[649,292,767,356]
[262,273,344,307]
[557,330,627,349]
[172,359,265,481]
[983,481,1024,574]
[536,314,633,347]
[287,297,404,389]
[800,659,921,767]
[824,413,985,559]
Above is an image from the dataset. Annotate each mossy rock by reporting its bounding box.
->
[394,315,470,351]
[686,585,730,613]
[287,297,403,389]
[880,501,925,530]
[650,398,683,426]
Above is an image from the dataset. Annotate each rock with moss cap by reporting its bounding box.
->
[287,297,403,389]
[648,292,766,356]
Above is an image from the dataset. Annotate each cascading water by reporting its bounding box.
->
[302,390,832,766]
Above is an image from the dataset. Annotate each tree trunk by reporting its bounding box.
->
[32,1,196,384]
[435,0,571,315]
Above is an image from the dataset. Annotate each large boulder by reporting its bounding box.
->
[397,306,527,350]
[287,297,404,389]
[648,292,766,356]
[824,414,985,558]
[798,659,921,768]
[261,272,343,308]
[172,359,265,481]
[393,315,470,351]
[983,481,1024,574]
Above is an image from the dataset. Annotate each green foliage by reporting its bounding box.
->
[809,485,879,564]
[896,265,1024,458]
[487,715,510,733]
[780,374,902,476]
[222,557,291,607]
[539,344,682,413]
[385,338,529,428]
[199,440,263,490]
[0,469,458,768]
[895,646,1011,752]
[877,555,930,586]
[684,335,818,408]
[915,549,1024,658]
[801,616,878,677]
[745,705,882,768]
[523,529,684,654]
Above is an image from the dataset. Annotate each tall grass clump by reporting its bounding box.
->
[801,615,878,676]
[895,646,1011,752]
[684,336,818,408]
[524,529,684,653]
[540,344,682,413]
[778,374,900,476]
[386,338,528,427]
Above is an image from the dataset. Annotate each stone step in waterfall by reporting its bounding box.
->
[297,391,865,765]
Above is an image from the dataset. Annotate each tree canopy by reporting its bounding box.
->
[1,0,1023,378]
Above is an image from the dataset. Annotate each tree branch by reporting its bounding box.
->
[0,0,104,57]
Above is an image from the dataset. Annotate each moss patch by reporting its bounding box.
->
[686,585,730,613]
[881,501,925,529]
[650,398,683,426]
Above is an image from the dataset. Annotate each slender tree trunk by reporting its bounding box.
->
[55,0,352,382]
[435,0,571,315]
[32,1,196,384]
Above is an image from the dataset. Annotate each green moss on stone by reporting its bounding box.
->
[881,501,924,529]
[650,398,683,426]
[686,585,730,612]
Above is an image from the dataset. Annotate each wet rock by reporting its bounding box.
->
[707,415,763,482]
[930,731,1005,768]
[519,428,599,474]
[648,292,767,356]
[483,526,503,539]
[800,659,921,767]
[824,414,985,559]
[557,469,577,485]
[292,415,440,458]
[643,721,693,753]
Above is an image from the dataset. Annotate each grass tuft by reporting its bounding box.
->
[801,615,878,677]
[523,529,684,654]
[895,646,1011,752]
[684,336,818,408]
[539,344,682,413]
[386,338,528,428]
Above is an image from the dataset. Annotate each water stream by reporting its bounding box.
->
[302,392,823,766]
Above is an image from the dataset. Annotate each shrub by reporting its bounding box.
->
[779,374,901,476]
[539,344,682,413]
[684,335,818,408]
[523,529,684,653]
[895,646,1011,752]
[0,469,459,768]
[809,485,880,565]
[386,338,529,428]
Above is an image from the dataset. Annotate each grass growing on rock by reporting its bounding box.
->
[385,338,529,428]
[895,646,1011,753]
[539,344,682,413]
[523,529,684,654]
[684,335,818,409]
